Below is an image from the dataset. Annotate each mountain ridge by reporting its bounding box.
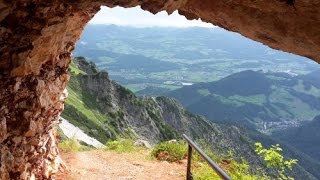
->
[167,70,320,132]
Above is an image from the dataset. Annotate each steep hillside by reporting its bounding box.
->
[63,58,259,159]
[167,70,320,132]
[61,58,320,179]
[273,115,320,162]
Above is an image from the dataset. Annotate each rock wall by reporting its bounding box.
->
[0,0,319,179]
[0,63,68,179]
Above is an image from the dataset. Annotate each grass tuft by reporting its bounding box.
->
[105,139,141,153]
[59,138,93,152]
[151,141,187,162]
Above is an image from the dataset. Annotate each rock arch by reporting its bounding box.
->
[0,0,319,179]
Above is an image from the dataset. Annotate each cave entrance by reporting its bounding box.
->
[1,1,320,179]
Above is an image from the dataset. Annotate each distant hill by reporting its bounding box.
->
[167,70,320,132]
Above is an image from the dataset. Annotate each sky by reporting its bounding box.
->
[89,6,215,28]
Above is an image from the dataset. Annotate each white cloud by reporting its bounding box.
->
[89,6,215,28]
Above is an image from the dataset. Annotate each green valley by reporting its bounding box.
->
[74,25,318,93]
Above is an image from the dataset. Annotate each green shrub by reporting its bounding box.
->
[151,141,187,162]
[105,139,140,153]
[255,142,298,180]
[59,138,81,152]
[59,138,93,152]
[228,160,269,180]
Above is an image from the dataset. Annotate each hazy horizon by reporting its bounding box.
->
[89,6,215,28]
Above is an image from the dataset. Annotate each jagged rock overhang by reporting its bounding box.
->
[1,0,320,78]
[0,0,319,179]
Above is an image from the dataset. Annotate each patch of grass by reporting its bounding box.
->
[229,94,267,106]
[192,148,218,164]
[59,138,80,152]
[105,139,141,153]
[151,141,187,162]
[62,75,125,143]
[62,104,117,143]
[69,60,86,75]
[228,160,269,180]
[192,163,221,180]
[192,159,270,180]
[59,139,92,153]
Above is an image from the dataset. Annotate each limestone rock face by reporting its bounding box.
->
[0,0,319,179]
[0,63,69,179]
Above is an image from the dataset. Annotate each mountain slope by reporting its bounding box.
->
[273,115,320,162]
[167,70,320,132]
[63,58,258,157]
[61,58,319,179]
[166,69,320,178]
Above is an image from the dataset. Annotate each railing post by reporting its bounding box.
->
[186,144,193,180]
[183,134,232,180]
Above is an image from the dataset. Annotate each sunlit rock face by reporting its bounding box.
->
[0,0,319,179]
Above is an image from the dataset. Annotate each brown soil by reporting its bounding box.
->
[56,150,186,180]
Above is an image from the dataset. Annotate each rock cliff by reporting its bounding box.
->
[63,58,264,169]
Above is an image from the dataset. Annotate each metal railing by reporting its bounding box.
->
[183,134,232,180]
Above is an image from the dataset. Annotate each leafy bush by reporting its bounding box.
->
[105,139,140,153]
[185,141,270,180]
[151,141,187,162]
[228,160,269,180]
[255,142,298,180]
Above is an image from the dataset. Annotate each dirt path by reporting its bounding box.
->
[57,150,186,180]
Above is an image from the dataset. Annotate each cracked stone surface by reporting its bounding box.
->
[0,0,319,179]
